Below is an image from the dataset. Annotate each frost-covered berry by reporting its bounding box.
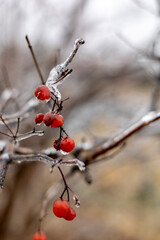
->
[35,113,44,125]
[35,85,51,101]
[60,137,75,152]
[50,114,64,128]
[43,113,54,126]
[33,232,47,240]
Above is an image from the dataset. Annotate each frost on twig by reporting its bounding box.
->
[50,158,85,172]
[15,129,44,143]
[0,98,39,124]
[46,38,85,100]
[1,153,85,172]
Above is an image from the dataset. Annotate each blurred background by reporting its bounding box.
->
[0,0,160,239]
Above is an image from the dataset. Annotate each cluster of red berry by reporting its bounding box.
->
[34,85,75,153]
[33,85,77,239]
[53,199,76,221]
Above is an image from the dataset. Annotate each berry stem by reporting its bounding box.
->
[60,127,68,137]
[59,127,63,140]
[51,99,56,112]
[58,166,70,201]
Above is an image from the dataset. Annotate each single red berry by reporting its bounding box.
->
[50,114,64,128]
[33,232,47,240]
[35,85,51,101]
[53,139,61,151]
[35,113,44,125]
[60,137,75,152]
[64,207,76,221]
[53,199,70,218]
[43,112,54,126]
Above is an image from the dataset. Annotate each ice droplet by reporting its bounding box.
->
[76,160,85,171]
[75,202,80,208]
[60,150,69,155]
[37,131,44,136]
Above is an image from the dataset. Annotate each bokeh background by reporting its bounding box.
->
[0,0,160,239]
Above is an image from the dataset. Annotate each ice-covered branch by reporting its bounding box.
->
[46,38,85,100]
[0,98,39,124]
[85,111,160,164]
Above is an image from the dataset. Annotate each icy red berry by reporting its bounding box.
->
[53,199,70,218]
[53,139,61,151]
[35,113,44,125]
[60,137,75,152]
[64,207,76,221]
[43,112,54,126]
[33,232,47,240]
[35,85,51,101]
[50,114,64,128]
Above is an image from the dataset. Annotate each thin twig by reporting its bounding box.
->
[15,118,20,137]
[0,98,39,124]
[64,39,85,67]
[25,35,45,84]
[0,131,13,138]
[0,115,14,137]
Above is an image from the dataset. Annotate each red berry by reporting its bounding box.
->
[35,113,44,125]
[50,114,64,128]
[64,207,76,221]
[35,85,51,101]
[53,199,70,218]
[33,232,47,240]
[53,139,61,151]
[43,113,54,126]
[60,137,75,152]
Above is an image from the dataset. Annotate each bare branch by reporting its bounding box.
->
[25,35,45,84]
[0,153,11,188]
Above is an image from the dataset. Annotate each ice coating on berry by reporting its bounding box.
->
[60,137,75,152]
[50,114,64,128]
[53,199,70,218]
[35,85,51,101]
[43,113,54,126]
[35,113,44,125]
[33,232,47,240]
[60,149,69,155]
